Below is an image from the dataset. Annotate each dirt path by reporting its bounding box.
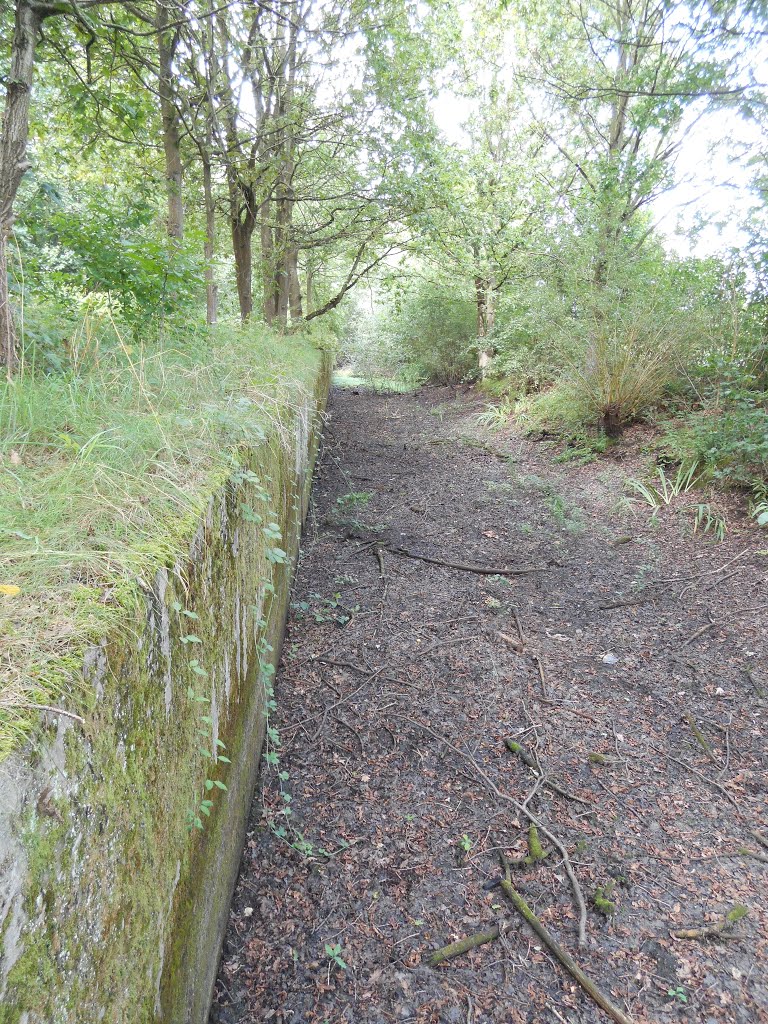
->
[209,386,767,1024]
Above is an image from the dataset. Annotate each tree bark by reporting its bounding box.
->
[0,0,44,374]
[157,1,184,240]
[203,155,217,324]
[287,242,302,320]
[260,199,276,324]
[231,179,256,321]
[476,276,495,374]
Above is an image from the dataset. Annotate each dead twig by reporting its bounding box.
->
[511,606,526,649]
[671,905,749,941]
[372,543,386,580]
[23,703,85,725]
[427,924,502,966]
[652,548,750,586]
[532,654,549,699]
[391,715,588,946]
[504,739,593,807]
[385,545,548,577]
[497,855,635,1024]
[649,744,739,810]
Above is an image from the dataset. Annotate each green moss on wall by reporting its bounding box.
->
[0,352,331,1024]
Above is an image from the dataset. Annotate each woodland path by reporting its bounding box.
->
[210,385,767,1024]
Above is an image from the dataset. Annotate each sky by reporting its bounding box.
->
[429,10,768,263]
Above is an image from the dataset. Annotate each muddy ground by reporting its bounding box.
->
[209,385,767,1024]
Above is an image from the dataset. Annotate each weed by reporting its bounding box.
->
[324,943,348,972]
[476,400,514,430]
[292,592,359,627]
[751,483,768,527]
[667,986,688,1005]
[626,462,700,510]
[336,491,372,510]
[690,503,727,541]
[553,433,609,466]
[545,490,585,532]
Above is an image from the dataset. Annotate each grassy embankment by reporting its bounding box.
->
[0,322,322,760]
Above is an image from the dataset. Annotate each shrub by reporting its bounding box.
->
[345,279,478,385]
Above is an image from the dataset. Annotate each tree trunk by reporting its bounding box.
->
[203,156,217,324]
[157,1,184,240]
[305,263,313,314]
[0,0,44,374]
[274,182,291,330]
[231,179,255,321]
[287,244,302,321]
[260,199,276,325]
[476,276,495,374]
[0,235,17,376]
[602,403,623,438]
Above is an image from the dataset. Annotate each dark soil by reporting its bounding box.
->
[209,386,768,1024]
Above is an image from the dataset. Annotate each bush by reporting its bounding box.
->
[345,279,478,385]
[661,401,768,490]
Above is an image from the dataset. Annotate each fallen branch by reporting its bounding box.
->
[671,904,749,941]
[684,714,718,763]
[511,606,526,648]
[680,603,759,648]
[391,715,588,945]
[498,860,635,1024]
[738,846,768,864]
[649,744,739,809]
[652,548,750,586]
[498,631,523,652]
[532,654,549,698]
[385,545,548,577]
[427,924,502,966]
[371,543,386,580]
[505,740,593,807]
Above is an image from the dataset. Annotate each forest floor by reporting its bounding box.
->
[209,385,768,1024]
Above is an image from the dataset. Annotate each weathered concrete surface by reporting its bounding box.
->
[0,356,330,1024]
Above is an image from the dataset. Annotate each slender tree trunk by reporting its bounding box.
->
[0,0,43,374]
[157,1,184,240]
[287,243,302,320]
[203,156,217,324]
[260,199,276,324]
[274,180,291,330]
[476,276,495,374]
[231,179,255,321]
[0,235,17,376]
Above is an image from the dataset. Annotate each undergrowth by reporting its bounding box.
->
[0,321,320,760]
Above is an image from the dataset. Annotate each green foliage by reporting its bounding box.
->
[0,323,319,759]
[345,279,478,385]
[324,943,348,971]
[691,503,727,542]
[626,464,700,510]
[15,176,204,340]
[661,402,768,492]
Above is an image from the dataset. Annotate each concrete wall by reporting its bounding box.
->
[0,357,330,1024]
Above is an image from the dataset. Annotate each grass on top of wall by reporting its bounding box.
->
[0,320,321,760]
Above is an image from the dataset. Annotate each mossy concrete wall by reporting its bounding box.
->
[0,356,330,1024]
